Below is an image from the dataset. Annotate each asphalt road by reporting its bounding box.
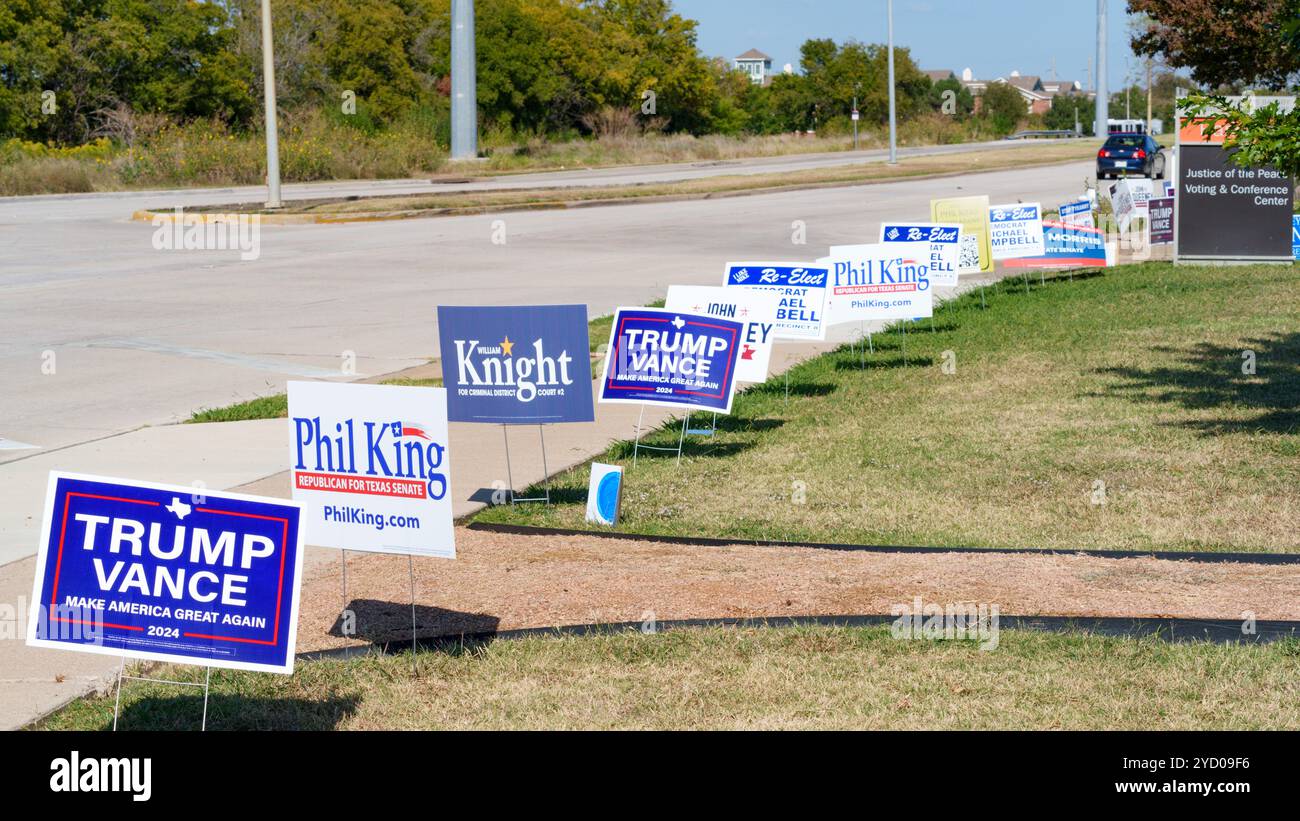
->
[0,152,1096,460]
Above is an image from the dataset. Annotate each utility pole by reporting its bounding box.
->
[887,0,897,164]
[853,83,861,151]
[1146,59,1153,133]
[451,0,478,161]
[1095,0,1109,138]
[260,0,282,208]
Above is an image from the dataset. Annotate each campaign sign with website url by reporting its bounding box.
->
[1058,199,1095,228]
[437,304,593,425]
[1002,220,1108,269]
[722,262,828,341]
[665,285,779,383]
[989,202,1046,260]
[878,222,962,287]
[599,307,743,414]
[27,473,305,674]
[288,381,455,558]
[819,243,934,324]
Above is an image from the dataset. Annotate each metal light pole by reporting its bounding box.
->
[451,0,478,161]
[1095,0,1109,138]
[260,0,282,208]
[887,0,897,164]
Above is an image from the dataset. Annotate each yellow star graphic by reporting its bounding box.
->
[500,336,514,356]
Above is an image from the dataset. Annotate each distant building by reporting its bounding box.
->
[960,68,1089,116]
[735,48,773,86]
[923,69,957,84]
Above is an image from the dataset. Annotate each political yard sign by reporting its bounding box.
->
[665,285,779,383]
[438,304,593,425]
[1002,220,1108,269]
[1149,197,1175,245]
[723,262,828,341]
[27,473,305,674]
[819,243,933,324]
[1292,215,1300,261]
[988,203,1046,260]
[879,222,962,287]
[599,308,743,414]
[1058,199,1094,228]
[930,195,993,273]
[288,382,455,558]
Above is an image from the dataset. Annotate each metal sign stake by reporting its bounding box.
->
[503,423,552,504]
[408,554,419,676]
[632,404,688,464]
[112,656,213,731]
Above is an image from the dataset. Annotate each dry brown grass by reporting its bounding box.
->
[254,141,1099,217]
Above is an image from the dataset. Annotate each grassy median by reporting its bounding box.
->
[34,626,1300,730]
[204,141,1098,217]
[477,261,1300,553]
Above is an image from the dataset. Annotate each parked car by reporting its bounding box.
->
[1096,133,1166,179]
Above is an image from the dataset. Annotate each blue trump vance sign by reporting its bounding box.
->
[27,473,305,674]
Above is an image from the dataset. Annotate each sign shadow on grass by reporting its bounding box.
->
[1090,332,1300,435]
[331,599,502,651]
[108,693,362,731]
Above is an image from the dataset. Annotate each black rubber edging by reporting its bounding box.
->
[342,614,1300,659]
[466,521,1300,567]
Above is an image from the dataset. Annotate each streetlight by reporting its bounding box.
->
[887,0,897,164]
[260,0,282,208]
[1095,0,1109,138]
[451,0,478,161]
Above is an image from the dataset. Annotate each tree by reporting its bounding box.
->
[1132,0,1300,189]
[929,77,974,118]
[1128,0,1300,90]
[980,81,1026,135]
[1185,96,1300,181]
[1044,95,1094,135]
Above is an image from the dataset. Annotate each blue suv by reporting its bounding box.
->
[1097,133,1165,179]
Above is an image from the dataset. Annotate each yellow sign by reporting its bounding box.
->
[930,195,993,273]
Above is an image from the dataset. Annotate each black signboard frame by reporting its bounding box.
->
[1175,142,1294,263]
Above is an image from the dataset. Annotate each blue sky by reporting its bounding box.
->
[674,0,1144,90]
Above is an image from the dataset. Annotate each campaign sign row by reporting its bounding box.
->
[26,192,1084,679]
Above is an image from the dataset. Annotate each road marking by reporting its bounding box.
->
[79,338,353,377]
[0,438,39,451]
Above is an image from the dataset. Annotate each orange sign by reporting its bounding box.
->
[1179,117,1229,145]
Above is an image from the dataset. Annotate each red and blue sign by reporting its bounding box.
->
[438,304,594,425]
[27,473,305,674]
[1003,220,1108,269]
[598,308,743,414]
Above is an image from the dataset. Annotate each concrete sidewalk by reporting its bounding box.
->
[0,274,1002,729]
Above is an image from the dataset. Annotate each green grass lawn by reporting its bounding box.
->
[477,262,1300,553]
[187,377,442,423]
[34,626,1300,730]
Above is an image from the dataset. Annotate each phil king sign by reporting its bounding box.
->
[598,307,743,414]
[288,381,455,558]
[819,243,933,323]
[437,304,594,425]
[27,473,305,674]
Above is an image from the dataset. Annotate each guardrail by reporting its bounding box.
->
[1005,129,1078,140]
